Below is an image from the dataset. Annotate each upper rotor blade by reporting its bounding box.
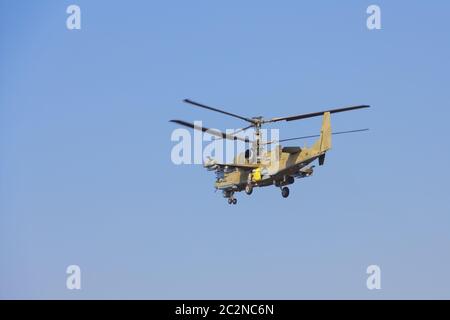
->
[170,120,252,143]
[264,128,369,145]
[267,105,370,123]
[183,99,256,124]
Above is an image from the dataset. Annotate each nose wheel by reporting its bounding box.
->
[223,191,237,205]
[281,187,290,198]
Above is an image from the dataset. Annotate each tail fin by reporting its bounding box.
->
[312,112,332,152]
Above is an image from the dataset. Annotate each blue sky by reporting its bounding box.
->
[1,0,450,299]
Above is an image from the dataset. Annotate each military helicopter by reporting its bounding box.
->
[171,99,369,204]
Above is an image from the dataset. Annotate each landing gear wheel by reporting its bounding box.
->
[245,185,253,195]
[281,187,290,198]
[232,198,237,205]
[228,198,233,204]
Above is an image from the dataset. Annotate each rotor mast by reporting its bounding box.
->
[252,117,263,164]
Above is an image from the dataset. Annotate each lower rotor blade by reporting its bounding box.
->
[170,120,252,143]
[265,128,369,144]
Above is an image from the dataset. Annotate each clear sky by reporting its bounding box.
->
[1,0,450,299]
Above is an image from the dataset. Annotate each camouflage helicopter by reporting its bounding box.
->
[171,99,369,204]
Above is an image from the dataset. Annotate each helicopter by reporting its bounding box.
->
[170,99,369,204]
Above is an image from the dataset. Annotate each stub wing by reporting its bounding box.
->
[204,158,259,171]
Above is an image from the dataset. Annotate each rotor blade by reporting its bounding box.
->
[183,99,256,124]
[230,124,254,135]
[210,124,255,142]
[170,120,252,143]
[267,105,370,123]
[264,128,369,145]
